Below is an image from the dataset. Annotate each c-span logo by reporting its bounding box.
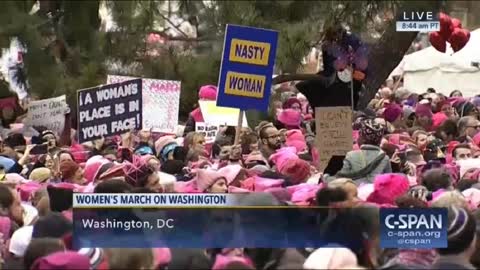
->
[380,208,447,249]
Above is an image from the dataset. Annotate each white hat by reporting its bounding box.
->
[304,247,358,270]
[9,225,33,257]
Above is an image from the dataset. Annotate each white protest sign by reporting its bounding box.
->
[195,123,221,144]
[107,75,181,133]
[27,95,68,134]
[199,100,248,127]
[315,106,353,172]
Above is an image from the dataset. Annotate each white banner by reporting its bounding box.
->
[27,95,68,134]
[107,75,181,133]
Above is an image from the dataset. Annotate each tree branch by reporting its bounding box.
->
[157,12,190,38]
[272,73,327,85]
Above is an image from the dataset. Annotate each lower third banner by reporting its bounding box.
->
[73,208,359,249]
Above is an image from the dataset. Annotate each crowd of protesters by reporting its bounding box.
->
[0,78,480,270]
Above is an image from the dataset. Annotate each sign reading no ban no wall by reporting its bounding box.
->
[216,24,278,112]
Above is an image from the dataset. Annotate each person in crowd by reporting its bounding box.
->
[195,169,228,193]
[23,238,66,270]
[421,168,453,192]
[412,130,429,152]
[457,116,480,142]
[59,159,85,185]
[336,119,391,184]
[456,101,479,120]
[184,85,218,135]
[433,206,476,269]
[257,122,282,161]
[453,144,472,161]
[435,119,459,143]
[450,90,463,98]
[106,248,154,270]
[124,162,162,192]
[412,103,434,132]
[0,183,24,227]
[282,97,302,113]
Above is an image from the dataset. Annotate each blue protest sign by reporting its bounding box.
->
[77,79,142,143]
[216,25,278,112]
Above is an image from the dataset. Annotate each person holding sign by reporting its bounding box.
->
[184,85,218,136]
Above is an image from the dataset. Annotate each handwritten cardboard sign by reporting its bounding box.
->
[26,95,68,134]
[315,106,353,172]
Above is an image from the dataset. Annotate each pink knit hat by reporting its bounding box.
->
[199,85,218,101]
[69,143,88,163]
[195,169,225,191]
[228,186,251,193]
[367,174,409,205]
[254,176,284,192]
[17,182,42,202]
[153,248,172,268]
[285,129,307,153]
[270,147,298,170]
[83,156,110,184]
[277,109,301,128]
[288,183,322,205]
[384,103,403,123]
[212,254,254,270]
[432,112,448,129]
[415,104,433,118]
[218,165,243,185]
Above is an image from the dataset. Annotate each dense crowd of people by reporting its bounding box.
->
[1,79,480,270]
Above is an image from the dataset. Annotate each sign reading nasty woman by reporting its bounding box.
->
[216,24,278,112]
[77,79,142,143]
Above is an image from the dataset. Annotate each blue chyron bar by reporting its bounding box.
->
[73,207,361,249]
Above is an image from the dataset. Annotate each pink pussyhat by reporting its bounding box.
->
[277,109,302,128]
[285,129,307,153]
[217,164,243,185]
[254,176,284,192]
[212,254,254,270]
[367,174,409,205]
[269,147,298,170]
[432,112,448,130]
[199,85,218,101]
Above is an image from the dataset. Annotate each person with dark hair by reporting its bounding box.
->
[453,144,472,161]
[257,122,282,161]
[32,212,72,239]
[23,238,65,270]
[457,116,480,142]
[433,207,476,269]
[56,150,75,163]
[421,168,452,192]
[435,119,459,143]
[450,90,463,98]
[94,179,133,193]
[0,183,24,227]
[456,179,478,192]
[124,164,162,192]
